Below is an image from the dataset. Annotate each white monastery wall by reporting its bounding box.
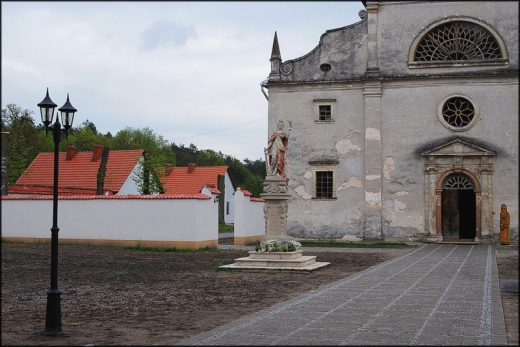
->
[233,188,265,245]
[1,188,220,249]
[223,173,235,224]
[117,163,140,195]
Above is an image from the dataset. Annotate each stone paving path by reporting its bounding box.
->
[178,244,506,345]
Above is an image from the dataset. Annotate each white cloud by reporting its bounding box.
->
[1,1,365,162]
[140,21,197,51]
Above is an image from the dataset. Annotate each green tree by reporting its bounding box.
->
[112,127,176,194]
[80,119,98,135]
[1,104,47,182]
[170,142,198,166]
[243,158,266,177]
[60,125,111,151]
[223,155,251,187]
[196,149,225,166]
[132,154,166,195]
[242,174,264,197]
[36,120,111,152]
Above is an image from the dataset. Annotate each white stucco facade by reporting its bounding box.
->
[222,172,235,225]
[1,186,220,249]
[264,1,518,243]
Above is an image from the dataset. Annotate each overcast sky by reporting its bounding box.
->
[2,1,365,162]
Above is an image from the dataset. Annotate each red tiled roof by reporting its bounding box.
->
[7,184,102,196]
[2,193,210,200]
[206,186,221,194]
[15,148,144,194]
[239,189,253,196]
[161,165,231,195]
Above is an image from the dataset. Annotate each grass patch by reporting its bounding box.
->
[124,245,219,253]
[215,261,224,271]
[298,240,410,248]
[218,224,234,232]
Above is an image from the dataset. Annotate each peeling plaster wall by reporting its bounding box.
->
[377,2,519,76]
[270,84,366,239]
[380,80,518,240]
[267,1,518,242]
[280,19,368,82]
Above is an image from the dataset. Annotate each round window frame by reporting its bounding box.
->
[320,63,331,72]
[437,93,479,132]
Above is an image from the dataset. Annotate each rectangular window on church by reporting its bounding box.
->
[315,171,334,198]
[319,105,331,120]
[313,99,336,123]
[310,160,337,199]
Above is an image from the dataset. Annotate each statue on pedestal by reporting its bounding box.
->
[261,120,293,243]
[265,120,292,178]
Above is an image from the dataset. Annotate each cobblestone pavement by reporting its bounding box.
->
[178,244,506,345]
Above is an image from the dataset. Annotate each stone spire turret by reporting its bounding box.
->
[269,31,281,82]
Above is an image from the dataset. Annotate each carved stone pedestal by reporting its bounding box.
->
[259,175,293,243]
[219,175,329,272]
[219,250,330,272]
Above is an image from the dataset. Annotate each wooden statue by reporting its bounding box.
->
[500,204,510,245]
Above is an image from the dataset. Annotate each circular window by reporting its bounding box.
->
[320,63,331,72]
[438,94,479,131]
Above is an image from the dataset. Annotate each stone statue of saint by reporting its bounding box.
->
[500,204,510,245]
[265,120,292,178]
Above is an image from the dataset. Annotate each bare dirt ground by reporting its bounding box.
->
[495,244,519,346]
[1,241,518,346]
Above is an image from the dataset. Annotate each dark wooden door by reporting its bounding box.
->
[459,189,476,239]
[442,189,476,240]
[442,190,459,238]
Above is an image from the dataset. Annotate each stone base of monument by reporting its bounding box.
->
[219,250,330,272]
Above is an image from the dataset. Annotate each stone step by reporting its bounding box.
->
[234,255,318,268]
[219,250,330,272]
[248,250,303,260]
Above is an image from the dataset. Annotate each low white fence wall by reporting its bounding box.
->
[1,187,220,249]
[233,188,265,245]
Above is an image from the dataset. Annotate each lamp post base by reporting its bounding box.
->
[43,288,63,336]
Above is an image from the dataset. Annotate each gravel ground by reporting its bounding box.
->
[1,241,517,346]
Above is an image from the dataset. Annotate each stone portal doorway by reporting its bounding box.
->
[423,137,494,243]
[441,173,477,240]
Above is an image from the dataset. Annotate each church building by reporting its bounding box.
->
[262,1,518,243]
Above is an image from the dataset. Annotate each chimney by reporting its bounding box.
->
[165,163,173,175]
[187,163,196,174]
[92,145,104,161]
[65,146,77,160]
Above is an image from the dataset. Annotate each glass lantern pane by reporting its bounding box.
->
[60,111,67,126]
[41,107,54,124]
[61,111,75,127]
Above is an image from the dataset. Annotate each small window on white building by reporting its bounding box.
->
[226,201,230,215]
[313,99,336,123]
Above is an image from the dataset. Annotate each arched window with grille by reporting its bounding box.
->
[409,18,508,68]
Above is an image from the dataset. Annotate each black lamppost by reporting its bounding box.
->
[37,88,77,336]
